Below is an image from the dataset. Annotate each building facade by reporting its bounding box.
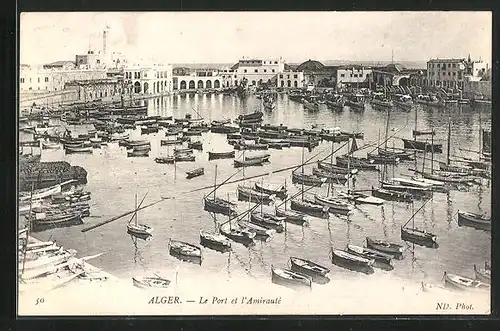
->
[336,66,373,87]
[64,79,121,102]
[277,70,305,89]
[232,57,286,86]
[123,64,173,95]
[426,58,467,89]
[295,60,337,88]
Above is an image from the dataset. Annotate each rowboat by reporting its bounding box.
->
[401,226,438,248]
[402,138,443,153]
[292,172,325,186]
[175,154,195,162]
[237,220,275,239]
[234,158,264,168]
[65,146,93,154]
[365,237,404,256]
[331,248,374,274]
[245,153,270,162]
[457,210,491,231]
[336,156,378,171]
[168,239,202,263]
[174,148,193,155]
[346,244,393,266]
[290,199,329,218]
[187,141,203,150]
[290,257,330,277]
[371,186,414,203]
[160,139,183,146]
[443,272,490,292]
[154,156,175,164]
[208,151,235,160]
[254,182,287,199]
[238,111,263,121]
[237,185,274,205]
[127,149,149,157]
[219,225,255,247]
[337,190,385,205]
[31,212,83,232]
[210,124,240,134]
[314,194,354,216]
[186,167,204,179]
[249,212,284,233]
[127,223,153,236]
[271,266,312,290]
[132,275,171,289]
[41,141,61,149]
[317,161,359,175]
[473,264,491,284]
[199,230,231,252]
[312,168,348,183]
[275,207,308,226]
[203,197,237,216]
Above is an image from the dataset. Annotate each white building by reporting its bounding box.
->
[337,66,373,86]
[123,63,173,95]
[232,57,286,86]
[277,70,305,89]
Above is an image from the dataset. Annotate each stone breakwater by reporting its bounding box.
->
[19,160,88,191]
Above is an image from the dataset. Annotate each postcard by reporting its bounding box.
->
[18,11,491,316]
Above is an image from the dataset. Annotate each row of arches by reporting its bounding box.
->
[178,80,221,90]
[280,80,299,88]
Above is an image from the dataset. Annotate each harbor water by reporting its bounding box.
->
[20,93,491,314]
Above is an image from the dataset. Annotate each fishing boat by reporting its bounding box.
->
[175,154,195,162]
[234,142,268,151]
[378,147,415,161]
[314,194,354,216]
[140,125,159,135]
[237,219,275,240]
[292,172,325,186]
[336,156,378,171]
[271,266,312,290]
[473,264,491,284]
[254,182,287,199]
[126,194,153,236]
[290,257,330,278]
[457,210,491,231]
[317,161,359,175]
[204,196,237,216]
[290,198,328,218]
[415,94,444,108]
[345,93,365,111]
[41,141,61,149]
[234,158,264,168]
[249,212,284,233]
[371,92,393,108]
[65,146,93,154]
[275,207,308,226]
[237,185,274,205]
[393,94,413,110]
[187,141,203,151]
[132,275,171,289]
[365,237,405,256]
[380,179,432,197]
[208,150,235,160]
[331,248,374,274]
[245,153,270,162]
[238,111,263,121]
[443,272,490,292]
[219,225,255,246]
[154,156,175,164]
[127,149,149,157]
[302,98,320,111]
[346,244,393,266]
[337,190,385,205]
[31,212,84,232]
[326,95,345,110]
[199,230,231,252]
[400,201,438,248]
[168,239,202,263]
[210,124,240,134]
[367,153,400,165]
[186,167,204,179]
[160,138,184,146]
[312,168,349,184]
[371,186,414,203]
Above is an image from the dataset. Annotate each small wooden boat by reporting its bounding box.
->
[473,264,491,284]
[174,147,193,155]
[154,156,175,164]
[220,225,255,246]
[31,212,83,232]
[234,142,269,151]
[249,212,284,233]
[203,197,237,216]
[133,275,171,289]
[169,239,202,262]
[443,272,490,292]
[187,141,203,150]
[290,257,330,277]
[120,139,150,148]
[175,154,195,162]
[336,156,378,171]
[140,125,159,135]
[292,172,325,186]
[234,158,264,168]
[199,230,231,251]
[346,244,393,266]
[41,141,61,149]
[127,223,153,236]
[365,237,404,256]
[184,129,203,136]
[331,248,374,274]
[208,151,235,160]
[378,148,415,161]
[337,190,385,205]
[186,167,204,179]
[127,149,149,157]
[401,226,438,248]
[457,210,491,231]
[312,168,348,183]
[65,146,93,154]
[254,182,287,199]
[317,161,358,175]
[371,186,414,203]
[237,220,275,239]
[402,138,443,153]
[237,185,274,205]
[271,266,312,290]
[238,111,263,121]
[314,194,354,215]
[160,139,183,146]
[245,153,270,162]
[275,207,308,226]
[412,129,436,137]
[290,199,329,218]
[210,124,240,134]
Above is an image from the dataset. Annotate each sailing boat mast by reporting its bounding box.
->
[21,182,35,277]
[447,115,451,165]
[301,146,305,201]
[430,132,434,174]
[327,140,334,197]
[213,165,218,200]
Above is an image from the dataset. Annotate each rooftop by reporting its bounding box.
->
[428,58,466,63]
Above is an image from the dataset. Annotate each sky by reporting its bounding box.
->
[20,12,492,66]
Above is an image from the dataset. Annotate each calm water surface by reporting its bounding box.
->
[24,93,491,290]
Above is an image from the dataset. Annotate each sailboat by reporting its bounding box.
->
[400,199,438,248]
[402,106,442,153]
[126,194,153,236]
[203,165,237,216]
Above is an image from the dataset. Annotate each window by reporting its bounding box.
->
[45,77,49,82]
[448,72,451,76]
[287,75,290,79]
[20,78,24,83]
[279,74,283,78]
[274,61,278,64]
[294,74,298,78]
[234,75,237,78]
[97,59,100,64]
[353,74,358,77]
[254,69,258,73]
[453,63,456,68]
[350,74,353,77]
[448,63,451,68]
[340,74,345,77]
[244,69,247,73]
[38,78,40,83]
[264,69,267,73]
[272,69,275,73]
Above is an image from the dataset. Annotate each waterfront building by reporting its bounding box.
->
[295,59,337,89]
[64,78,121,102]
[123,63,173,94]
[172,68,224,90]
[232,57,286,87]
[219,68,238,88]
[336,65,373,88]
[426,55,488,90]
[277,70,305,89]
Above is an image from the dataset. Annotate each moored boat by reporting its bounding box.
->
[271,266,312,290]
[132,275,171,289]
[290,257,330,278]
[457,210,491,231]
[331,248,374,274]
[314,194,354,215]
[203,197,237,216]
[473,264,491,284]
[199,230,231,252]
[168,239,202,263]
[346,244,393,266]
[219,225,255,247]
[443,272,490,292]
[292,172,325,186]
[254,182,287,199]
[154,156,175,164]
[365,237,404,256]
[186,167,204,179]
[275,207,308,226]
[65,146,93,154]
[401,226,438,248]
[208,151,235,160]
[290,198,329,218]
